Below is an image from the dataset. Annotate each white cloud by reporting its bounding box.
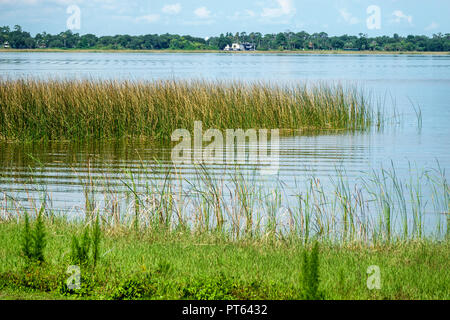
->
[228,9,256,20]
[135,14,160,23]
[194,6,211,19]
[162,3,181,15]
[339,8,359,25]
[261,0,295,18]
[392,10,412,24]
[425,22,438,31]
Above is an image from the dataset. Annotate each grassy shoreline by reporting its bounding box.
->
[0,221,448,300]
[0,48,449,55]
[0,162,448,300]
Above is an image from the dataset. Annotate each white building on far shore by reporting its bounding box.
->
[224,42,255,51]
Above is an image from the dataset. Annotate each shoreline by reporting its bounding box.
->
[0,48,449,55]
[0,220,448,300]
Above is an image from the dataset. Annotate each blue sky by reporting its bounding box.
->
[1,0,449,37]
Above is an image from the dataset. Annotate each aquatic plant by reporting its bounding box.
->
[0,79,376,142]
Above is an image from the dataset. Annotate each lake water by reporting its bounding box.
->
[0,52,449,236]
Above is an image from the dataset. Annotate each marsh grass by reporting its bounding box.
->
[1,162,448,245]
[0,79,375,142]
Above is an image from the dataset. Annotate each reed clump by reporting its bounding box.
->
[0,79,374,142]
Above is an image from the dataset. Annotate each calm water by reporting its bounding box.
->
[0,52,449,233]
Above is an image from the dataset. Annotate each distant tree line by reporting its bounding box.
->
[1,25,449,52]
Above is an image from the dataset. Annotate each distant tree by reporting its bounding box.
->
[48,39,63,48]
[1,25,448,52]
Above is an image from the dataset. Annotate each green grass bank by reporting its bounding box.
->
[0,221,448,300]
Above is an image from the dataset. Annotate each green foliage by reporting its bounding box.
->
[155,260,173,276]
[71,232,88,266]
[21,211,32,260]
[1,25,449,52]
[112,279,146,300]
[1,219,449,299]
[92,214,101,266]
[21,206,47,264]
[182,274,235,300]
[32,207,47,263]
[59,273,95,297]
[19,269,60,292]
[70,215,101,266]
[111,275,156,300]
[300,241,324,300]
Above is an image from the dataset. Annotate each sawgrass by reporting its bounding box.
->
[0,79,375,142]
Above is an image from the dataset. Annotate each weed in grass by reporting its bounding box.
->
[32,206,47,263]
[59,272,95,297]
[182,273,235,300]
[111,273,156,300]
[92,214,101,267]
[70,216,102,267]
[21,211,33,261]
[70,228,91,266]
[300,241,324,300]
[21,206,47,264]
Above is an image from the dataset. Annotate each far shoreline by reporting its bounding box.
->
[0,48,449,55]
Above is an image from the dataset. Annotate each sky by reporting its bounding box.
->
[0,0,449,38]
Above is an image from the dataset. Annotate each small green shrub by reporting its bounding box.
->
[59,273,95,297]
[21,207,47,264]
[21,211,33,260]
[111,275,155,300]
[70,215,101,267]
[0,267,61,292]
[300,241,324,300]
[230,280,263,299]
[32,207,47,263]
[182,274,235,300]
[71,228,90,265]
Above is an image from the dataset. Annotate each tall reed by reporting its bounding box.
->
[0,79,374,142]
